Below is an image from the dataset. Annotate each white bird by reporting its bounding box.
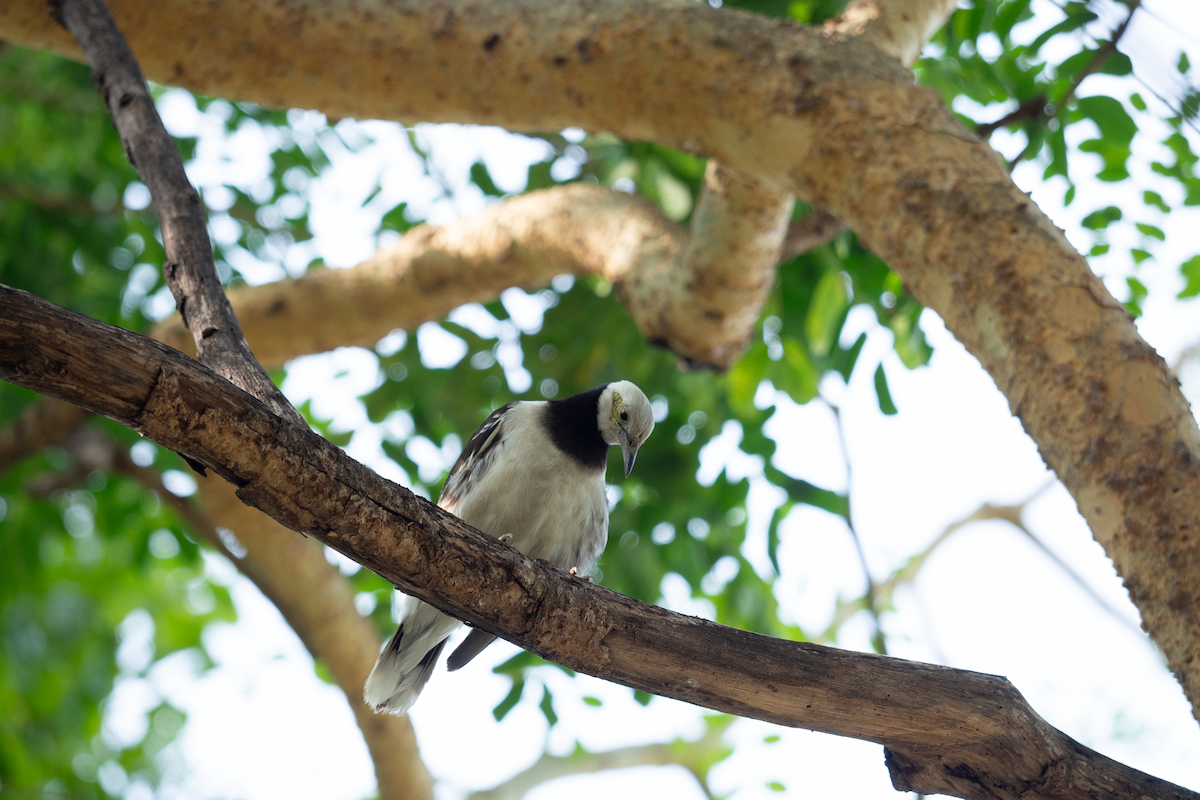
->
[364,380,656,715]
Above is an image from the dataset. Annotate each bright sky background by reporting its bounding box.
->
[95,1,1200,798]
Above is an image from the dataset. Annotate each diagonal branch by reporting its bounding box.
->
[51,0,300,423]
[3,283,1196,800]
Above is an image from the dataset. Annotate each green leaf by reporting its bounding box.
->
[582,696,603,707]
[1028,11,1096,55]
[539,685,558,726]
[834,331,867,382]
[1089,244,1110,256]
[1043,121,1068,181]
[768,781,787,792]
[764,734,782,744]
[470,161,504,197]
[1076,96,1137,145]
[1143,191,1170,213]
[874,364,898,415]
[1124,276,1147,318]
[633,690,653,706]
[1180,52,1192,75]
[770,470,849,518]
[806,269,848,357]
[493,678,525,721]
[1130,93,1147,111]
[1178,255,1200,298]
[379,201,413,233]
[767,338,819,405]
[1130,248,1153,264]
[1081,206,1122,229]
[1098,51,1132,77]
[1136,222,1166,241]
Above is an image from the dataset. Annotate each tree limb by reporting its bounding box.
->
[3,284,1196,800]
[0,396,88,473]
[9,0,1196,719]
[51,0,300,423]
[468,718,732,800]
[154,184,683,368]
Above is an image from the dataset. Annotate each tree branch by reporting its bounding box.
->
[3,284,1196,800]
[628,162,792,368]
[0,396,88,473]
[469,719,732,800]
[50,0,300,424]
[154,185,685,368]
[779,208,844,262]
[10,0,1194,717]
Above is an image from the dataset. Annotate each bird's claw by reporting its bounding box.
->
[568,567,596,582]
[498,533,513,544]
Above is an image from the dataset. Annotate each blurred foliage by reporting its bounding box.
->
[915,0,1200,317]
[1,0,1197,794]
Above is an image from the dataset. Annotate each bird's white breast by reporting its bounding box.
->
[441,402,609,573]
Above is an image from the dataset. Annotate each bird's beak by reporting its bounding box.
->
[618,427,638,478]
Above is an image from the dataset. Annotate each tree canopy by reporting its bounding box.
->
[2,0,1200,797]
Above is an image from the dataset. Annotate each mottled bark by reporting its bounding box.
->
[2,283,1195,800]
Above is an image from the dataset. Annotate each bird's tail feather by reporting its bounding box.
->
[446,629,498,671]
[363,597,460,715]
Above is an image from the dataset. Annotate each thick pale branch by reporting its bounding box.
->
[628,162,792,368]
[826,0,959,65]
[3,285,1195,800]
[194,476,433,800]
[155,185,683,367]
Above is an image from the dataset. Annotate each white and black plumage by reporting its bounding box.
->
[363,380,655,715]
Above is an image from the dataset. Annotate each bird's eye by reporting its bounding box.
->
[619,409,629,422]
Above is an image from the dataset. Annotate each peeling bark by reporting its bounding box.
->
[2,283,1196,800]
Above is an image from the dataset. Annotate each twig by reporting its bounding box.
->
[830,400,889,654]
[978,0,1141,169]
[976,95,1047,140]
[1054,0,1141,110]
[51,0,302,425]
[816,483,1144,643]
[778,208,844,262]
[468,719,731,800]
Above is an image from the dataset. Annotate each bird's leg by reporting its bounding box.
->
[498,533,513,544]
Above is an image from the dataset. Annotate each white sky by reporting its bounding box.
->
[95,2,1200,798]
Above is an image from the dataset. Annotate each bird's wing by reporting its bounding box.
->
[438,401,516,509]
[445,629,498,672]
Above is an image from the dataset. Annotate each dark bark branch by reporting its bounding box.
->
[50,0,301,425]
[2,283,1194,800]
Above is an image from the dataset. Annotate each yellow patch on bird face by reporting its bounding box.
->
[611,391,625,424]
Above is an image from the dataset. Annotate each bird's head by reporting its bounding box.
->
[598,380,655,478]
